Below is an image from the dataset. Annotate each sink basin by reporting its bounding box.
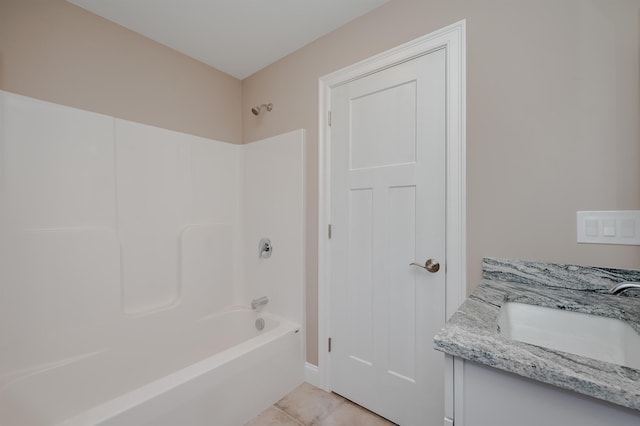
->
[497,302,640,370]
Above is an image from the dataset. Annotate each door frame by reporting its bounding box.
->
[317,20,467,396]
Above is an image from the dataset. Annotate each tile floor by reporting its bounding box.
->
[245,383,397,426]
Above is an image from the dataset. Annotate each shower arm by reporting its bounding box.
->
[251,103,273,116]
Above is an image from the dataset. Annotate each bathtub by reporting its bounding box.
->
[0,308,303,426]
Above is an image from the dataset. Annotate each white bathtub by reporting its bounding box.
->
[0,308,303,426]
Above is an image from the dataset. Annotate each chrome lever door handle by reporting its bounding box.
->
[410,259,440,273]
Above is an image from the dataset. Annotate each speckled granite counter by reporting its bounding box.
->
[434,258,640,411]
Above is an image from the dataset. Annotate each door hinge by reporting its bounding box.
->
[328,110,332,126]
[328,224,332,239]
[328,337,332,352]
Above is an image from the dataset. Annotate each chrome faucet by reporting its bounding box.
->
[251,296,269,310]
[609,282,640,295]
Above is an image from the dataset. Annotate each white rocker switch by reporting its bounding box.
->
[577,211,640,245]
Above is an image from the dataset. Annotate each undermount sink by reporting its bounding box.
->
[497,302,640,370]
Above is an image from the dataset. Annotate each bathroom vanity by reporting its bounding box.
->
[434,258,640,426]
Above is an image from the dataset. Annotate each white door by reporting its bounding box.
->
[330,48,446,425]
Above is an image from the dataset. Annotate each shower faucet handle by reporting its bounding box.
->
[259,238,272,258]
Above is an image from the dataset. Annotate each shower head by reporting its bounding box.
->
[251,103,273,116]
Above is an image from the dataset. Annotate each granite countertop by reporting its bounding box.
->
[434,258,640,411]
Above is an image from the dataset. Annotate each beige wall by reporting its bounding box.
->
[242,0,640,365]
[0,0,241,143]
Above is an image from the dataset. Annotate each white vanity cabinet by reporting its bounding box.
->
[445,355,640,426]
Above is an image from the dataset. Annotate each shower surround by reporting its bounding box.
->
[0,90,305,425]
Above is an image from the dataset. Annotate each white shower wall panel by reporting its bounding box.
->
[0,92,121,377]
[241,130,305,325]
[0,91,242,378]
[0,230,121,375]
[116,120,190,314]
[115,120,240,314]
[179,224,236,316]
[186,135,241,224]
[0,91,116,230]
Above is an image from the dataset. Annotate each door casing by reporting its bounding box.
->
[318,19,467,418]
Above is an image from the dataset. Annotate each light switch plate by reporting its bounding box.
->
[577,211,640,245]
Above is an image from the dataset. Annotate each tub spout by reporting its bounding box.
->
[251,296,269,310]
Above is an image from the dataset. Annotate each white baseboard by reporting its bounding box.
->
[304,362,320,387]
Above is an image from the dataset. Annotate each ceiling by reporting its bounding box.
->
[67,0,389,80]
